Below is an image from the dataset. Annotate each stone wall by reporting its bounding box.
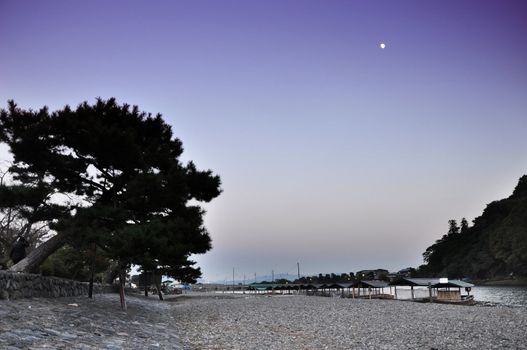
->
[0,270,114,299]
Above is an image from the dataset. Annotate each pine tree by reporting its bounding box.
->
[460,217,469,234]
[447,219,460,236]
[0,99,221,307]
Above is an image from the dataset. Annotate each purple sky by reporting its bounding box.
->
[1,1,526,282]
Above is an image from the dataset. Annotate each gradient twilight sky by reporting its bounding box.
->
[1,1,526,282]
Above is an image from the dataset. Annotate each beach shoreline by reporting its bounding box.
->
[474,278,527,287]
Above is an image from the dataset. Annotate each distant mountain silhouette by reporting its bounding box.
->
[203,273,300,285]
[418,175,527,279]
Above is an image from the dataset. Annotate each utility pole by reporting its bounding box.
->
[243,274,246,294]
[297,262,300,280]
[232,267,235,294]
[254,272,257,283]
[272,270,274,283]
[296,262,301,295]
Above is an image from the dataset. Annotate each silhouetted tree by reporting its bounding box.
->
[0,99,221,307]
[460,217,469,234]
[447,219,460,236]
[422,219,461,270]
[275,278,291,284]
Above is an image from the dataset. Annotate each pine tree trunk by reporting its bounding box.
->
[153,269,163,301]
[88,243,97,298]
[144,271,149,297]
[118,267,127,310]
[9,233,67,273]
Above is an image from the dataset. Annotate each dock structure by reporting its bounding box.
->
[356,280,391,299]
[247,283,294,294]
[244,278,475,304]
[389,278,475,303]
[247,280,390,298]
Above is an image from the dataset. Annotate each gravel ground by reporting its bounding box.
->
[0,293,181,349]
[172,293,527,350]
[2,292,526,349]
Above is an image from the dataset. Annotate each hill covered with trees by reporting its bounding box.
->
[418,175,527,279]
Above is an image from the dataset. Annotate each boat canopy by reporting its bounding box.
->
[390,278,474,288]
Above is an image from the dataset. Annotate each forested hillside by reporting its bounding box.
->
[419,176,527,279]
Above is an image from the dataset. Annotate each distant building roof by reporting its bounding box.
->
[247,283,278,290]
[357,280,389,288]
[357,269,389,274]
[327,282,356,289]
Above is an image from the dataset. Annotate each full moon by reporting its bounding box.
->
[380,42,386,49]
